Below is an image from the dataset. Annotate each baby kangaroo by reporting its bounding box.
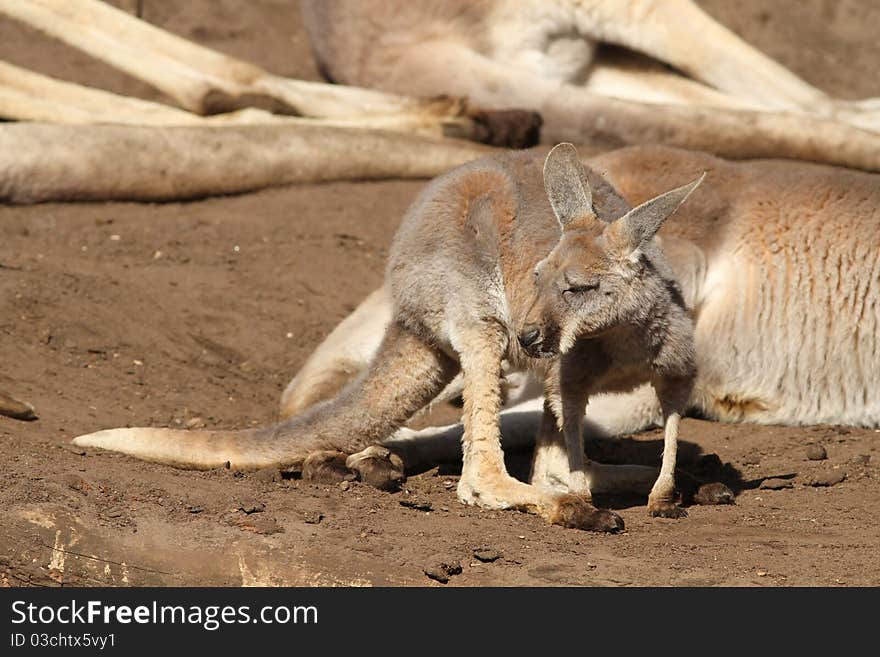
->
[74,144,701,531]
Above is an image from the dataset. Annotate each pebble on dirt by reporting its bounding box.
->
[808,469,846,487]
[400,499,433,512]
[424,559,463,584]
[805,444,827,461]
[473,548,501,563]
[237,498,265,514]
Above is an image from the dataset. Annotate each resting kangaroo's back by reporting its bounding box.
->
[593,146,880,426]
[279,145,880,431]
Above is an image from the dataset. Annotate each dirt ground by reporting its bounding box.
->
[1,1,880,587]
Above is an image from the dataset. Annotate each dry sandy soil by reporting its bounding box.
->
[1,1,879,587]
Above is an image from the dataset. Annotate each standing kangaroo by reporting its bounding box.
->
[75,144,703,531]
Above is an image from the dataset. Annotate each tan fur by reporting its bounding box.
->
[4,0,880,203]
[75,145,705,530]
[0,390,36,421]
[281,145,880,471]
[0,123,491,204]
[300,0,880,170]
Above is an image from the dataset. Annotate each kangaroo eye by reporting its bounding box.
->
[565,283,599,295]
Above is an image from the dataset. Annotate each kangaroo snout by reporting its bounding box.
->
[517,324,559,358]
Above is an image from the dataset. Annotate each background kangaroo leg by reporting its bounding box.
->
[0,123,491,204]
[0,0,514,142]
[0,60,206,125]
[576,0,880,131]
[0,61,504,136]
[575,0,833,113]
[376,40,880,171]
[581,54,763,111]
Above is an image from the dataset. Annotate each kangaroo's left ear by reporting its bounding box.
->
[543,143,599,231]
[611,173,705,252]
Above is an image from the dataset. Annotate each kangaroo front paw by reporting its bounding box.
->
[346,446,405,492]
[550,495,624,533]
[302,450,355,483]
[647,500,688,519]
[693,482,735,505]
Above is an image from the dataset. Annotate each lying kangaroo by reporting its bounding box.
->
[300,0,880,170]
[75,144,706,531]
[4,0,880,206]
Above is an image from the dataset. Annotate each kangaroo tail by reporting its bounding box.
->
[73,324,458,470]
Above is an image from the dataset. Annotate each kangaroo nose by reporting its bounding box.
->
[518,326,542,348]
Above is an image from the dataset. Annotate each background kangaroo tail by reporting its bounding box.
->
[73,323,458,470]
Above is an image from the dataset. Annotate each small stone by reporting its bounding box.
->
[809,469,846,487]
[58,473,91,492]
[443,480,455,490]
[303,511,323,525]
[186,505,203,514]
[424,559,463,584]
[740,453,761,466]
[400,499,433,512]
[237,498,265,514]
[184,416,205,429]
[104,506,124,518]
[850,454,871,466]
[760,478,793,490]
[757,570,768,577]
[339,481,350,492]
[473,548,501,563]
[806,444,827,461]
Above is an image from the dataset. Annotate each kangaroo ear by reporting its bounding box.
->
[543,143,598,231]
[613,173,705,250]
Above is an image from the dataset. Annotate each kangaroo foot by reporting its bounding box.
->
[346,446,405,492]
[466,108,543,149]
[647,499,688,519]
[302,450,355,484]
[549,495,625,533]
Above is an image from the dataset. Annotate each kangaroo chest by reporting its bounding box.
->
[563,329,660,396]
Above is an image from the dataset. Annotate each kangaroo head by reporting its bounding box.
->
[517,143,703,358]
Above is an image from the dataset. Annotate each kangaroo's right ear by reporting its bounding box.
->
[611,173,705,252]
[543,143,598,231]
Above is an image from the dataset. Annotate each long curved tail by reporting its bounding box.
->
[73,325,458,470]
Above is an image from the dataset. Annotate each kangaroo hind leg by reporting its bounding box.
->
[302,322,458,490]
